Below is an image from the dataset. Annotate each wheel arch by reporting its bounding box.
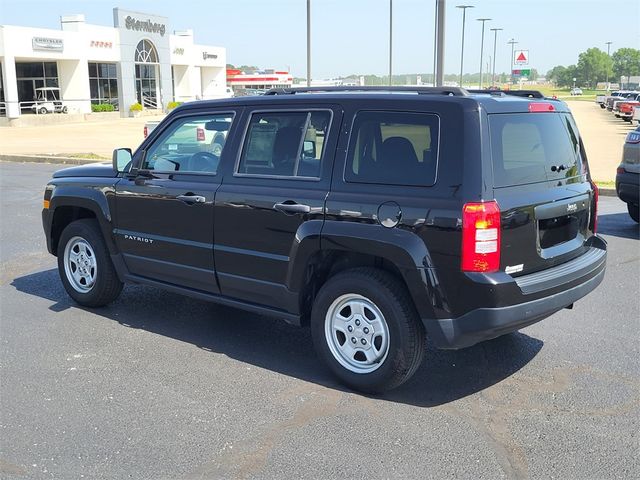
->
[288,221,438,325]
[48,190,115,256]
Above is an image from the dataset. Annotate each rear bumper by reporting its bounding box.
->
[425,238,607,349]
[616,170,640,205]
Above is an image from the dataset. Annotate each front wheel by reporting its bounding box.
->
[311,268,425,393]
[628,203,640,223]
[57,219,123,306]
[38,107,47,114]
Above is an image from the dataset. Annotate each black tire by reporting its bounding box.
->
[62,106,68,114]
[311,268,425,393]
[57,219,123,307]
[38,107,47,114]
[628,203,640,223]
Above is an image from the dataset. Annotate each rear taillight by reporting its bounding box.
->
[590,182,599,234]
[461,201,501,273]
[617,166,626,174]
[196,127,205,141]
[143,126,148,138]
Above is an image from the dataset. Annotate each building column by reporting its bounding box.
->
[58,59,91,114]
[2,55,20,118]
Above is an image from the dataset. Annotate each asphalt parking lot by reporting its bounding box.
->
[0,161,639,479]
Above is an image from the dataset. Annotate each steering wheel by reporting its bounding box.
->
[189,151,219,173]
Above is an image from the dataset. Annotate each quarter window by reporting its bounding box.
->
[142,114,234,174]
[346,111,439,186]
[237,110,331,178]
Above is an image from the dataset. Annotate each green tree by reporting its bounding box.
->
[612,48,640,86]
[577,47,612,88]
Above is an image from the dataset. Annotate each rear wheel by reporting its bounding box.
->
[57,219,123,306]
[628,203,639,223]
[311,268,425,393]
[62,106,68,114]
[38,107,47,114]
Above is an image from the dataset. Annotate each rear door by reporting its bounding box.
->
[488,110,596,276]
[213,105,341,309]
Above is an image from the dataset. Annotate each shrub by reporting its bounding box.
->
[167,101,182,110]
[91,103,115,113]
[129,102,143,112]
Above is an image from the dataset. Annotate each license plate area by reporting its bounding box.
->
[535,194,589,259]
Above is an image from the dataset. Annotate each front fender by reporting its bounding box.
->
[46,180,118,254]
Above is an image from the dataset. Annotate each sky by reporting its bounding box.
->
[0,0,638,79]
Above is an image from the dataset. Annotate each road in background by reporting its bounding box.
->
[1,161,639,479]
[0,99,637,181]
[568,100,636,183]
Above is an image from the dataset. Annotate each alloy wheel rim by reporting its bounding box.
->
[64,236,97,293]
[324,294,390,374]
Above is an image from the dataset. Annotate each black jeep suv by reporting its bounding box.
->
[42,87,607,392]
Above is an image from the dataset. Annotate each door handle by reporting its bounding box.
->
[176,194,206,204]
[274,202,311,214]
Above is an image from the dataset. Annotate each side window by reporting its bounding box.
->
[142,113,234,173]
[237,110,331,178]
[345,111,439,186]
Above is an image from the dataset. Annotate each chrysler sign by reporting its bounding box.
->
[125,15,166,36]
[32,37,64,52]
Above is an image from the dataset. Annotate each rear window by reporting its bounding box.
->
[345,111,439,186]
[489,113,580,187]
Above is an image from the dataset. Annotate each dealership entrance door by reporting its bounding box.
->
[134,40,160,109]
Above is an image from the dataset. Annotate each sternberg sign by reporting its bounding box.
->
[124,15,166,36]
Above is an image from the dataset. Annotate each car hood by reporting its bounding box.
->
[52,162,116,178]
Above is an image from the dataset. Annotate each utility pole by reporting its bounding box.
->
[432,0,438,86]
[389,0,393,85]
[490,28,502,87]
[306,0,311,87]
[435,0,446,86]
[477,18,491,89]
[456,5,474,88]
[605,41,613,91]
[507,38,518,85]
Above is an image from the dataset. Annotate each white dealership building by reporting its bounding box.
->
[0,8,227,118]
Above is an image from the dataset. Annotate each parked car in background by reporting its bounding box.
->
[30,87,68,114]
[616,126,640,223]
[633,105,640,125]
[570,88,583,96]
[607,91,638,111]
[613,93,640,117]
[618,100,640,122]
[596,90,625,108]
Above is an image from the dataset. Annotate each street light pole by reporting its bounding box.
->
[477,18,491,89]
[605,41,612,91]
[389,0,393,85]
[435,0,446,86]
[456,5,474,88]
[507,38,518,85]
[306,0,311,87]
[490,27,502,87]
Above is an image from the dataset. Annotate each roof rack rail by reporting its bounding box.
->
[264,86,468,96]
[467,89,545,99]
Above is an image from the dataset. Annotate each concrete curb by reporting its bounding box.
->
[0,153,621,198]
[0,154,104,165]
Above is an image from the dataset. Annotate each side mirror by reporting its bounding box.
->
[112,148,132,173]
[303,140,316,158]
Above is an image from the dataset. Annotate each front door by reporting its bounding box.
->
[214,107,341,309]
[114,110,237,294]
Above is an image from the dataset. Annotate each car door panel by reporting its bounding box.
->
[214,106,342,311]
